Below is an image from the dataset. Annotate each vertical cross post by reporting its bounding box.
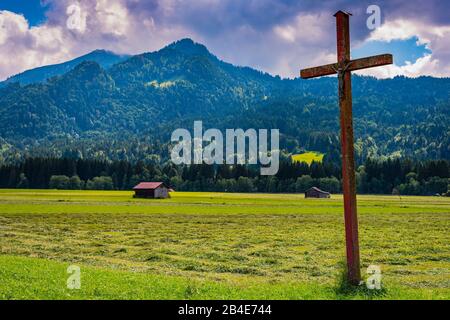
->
[335,11,361,285]
[300,11,392,285]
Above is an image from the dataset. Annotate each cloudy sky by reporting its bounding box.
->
[1,0,450,81]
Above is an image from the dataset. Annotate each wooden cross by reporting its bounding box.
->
[300,11,393,285]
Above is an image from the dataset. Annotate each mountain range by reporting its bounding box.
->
[0,38,448,164]
[0,50,129,87]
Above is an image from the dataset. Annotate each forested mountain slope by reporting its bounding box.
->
[0,39,448,164]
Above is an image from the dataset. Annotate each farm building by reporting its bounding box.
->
[133,182,170,199]
[305,187,331,198]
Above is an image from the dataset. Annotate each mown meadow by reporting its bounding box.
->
[0,190,448,299]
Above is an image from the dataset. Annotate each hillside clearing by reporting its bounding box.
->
[292,152,325,165]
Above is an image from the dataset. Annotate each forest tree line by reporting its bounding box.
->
[0,157,448,196]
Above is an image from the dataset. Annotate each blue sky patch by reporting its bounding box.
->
[353,37,431,66]
[0,0,49,26]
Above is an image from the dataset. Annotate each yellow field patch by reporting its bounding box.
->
[292,152,324,165]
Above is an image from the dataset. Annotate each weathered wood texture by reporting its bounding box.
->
[299,10,393,285]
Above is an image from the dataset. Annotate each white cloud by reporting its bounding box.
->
[368,19,450,45]
[359,19,450,78]
[261,13,337,78]
[0,5,338,81]
[355,54,444,78]
[1,1,450,81]
[95,0,130,37]
[272,14,450,78]
[0,11,29,46]
[274,13,332,45]
[0,1,195,80]
[0,10,71,80]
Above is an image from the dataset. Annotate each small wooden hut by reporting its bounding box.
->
[305,187,331,198]
[133,182,169,199]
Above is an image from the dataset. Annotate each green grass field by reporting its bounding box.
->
[0,190,449,300]
[292,152,324,165]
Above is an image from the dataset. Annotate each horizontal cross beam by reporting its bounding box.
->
[300,54,393,79]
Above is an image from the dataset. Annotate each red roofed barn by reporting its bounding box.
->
[133,182,170,199]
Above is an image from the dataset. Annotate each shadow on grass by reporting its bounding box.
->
[334,262,388,300]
